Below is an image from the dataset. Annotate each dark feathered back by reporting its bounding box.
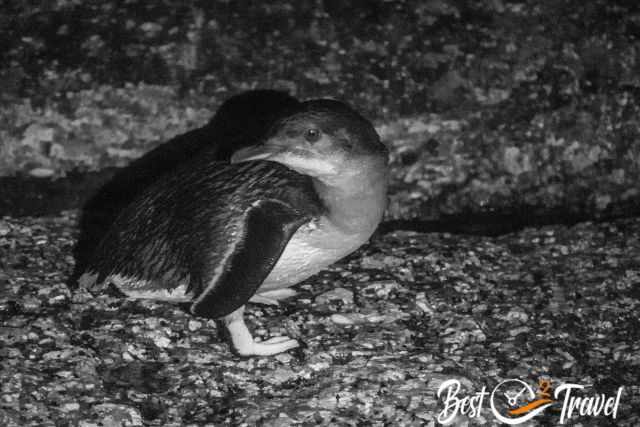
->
[86,158,322,298]
[72,90,299,284]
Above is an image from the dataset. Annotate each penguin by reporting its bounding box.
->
[79,99,389,356]
[72,90,300,282]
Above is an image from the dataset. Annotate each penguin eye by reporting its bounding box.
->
[304,128,321,143]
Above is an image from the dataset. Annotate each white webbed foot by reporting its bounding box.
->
[248,288,298,306]
[223,306,299,356]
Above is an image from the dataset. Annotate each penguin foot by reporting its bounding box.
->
[224,306,299,356]
[249,288,298,306]
[241,336,300,356]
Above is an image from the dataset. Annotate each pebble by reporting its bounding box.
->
[415,292,434,315]
[508,326,530,337]
[61,402,80,412]
[28,167,55,178]
[43,350,74,361]
[263,367,299,385]
[48,294,68,305]
[504,307,529,323]
[21,297,42,312]
[361,255,404,269]
[275,353,293,364]
[407,119,432,134]
[315,288,353,305]
[308,361,331,371]
[330,313,365,325]
[92,403,143,426]
[265,413,298,427]
[188,320,202,331]
[362,280,399,298]
[153,336,171,348]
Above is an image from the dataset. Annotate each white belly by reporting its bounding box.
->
[258,217,373,291]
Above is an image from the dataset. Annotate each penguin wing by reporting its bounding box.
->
[189,198,312,319]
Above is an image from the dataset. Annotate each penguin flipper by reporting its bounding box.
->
[190,199,310,320]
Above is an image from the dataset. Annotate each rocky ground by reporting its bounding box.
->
[2,1,640,426]
[1,212,639,426]
[2,1,640,221]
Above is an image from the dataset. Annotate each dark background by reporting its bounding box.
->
[2,0,640,224]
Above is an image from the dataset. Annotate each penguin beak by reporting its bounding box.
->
[231,140,339,177]
[230,144,283,163]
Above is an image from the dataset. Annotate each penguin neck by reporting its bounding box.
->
[311,157,388,234]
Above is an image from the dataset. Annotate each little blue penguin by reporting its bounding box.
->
[72,90,299,282]
[79,99,389,356]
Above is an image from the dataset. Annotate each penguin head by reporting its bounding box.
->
[230,99,388,182]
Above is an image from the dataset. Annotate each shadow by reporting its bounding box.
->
[0,169,113,217]
[378,200,640,237]
[70,89,300,284]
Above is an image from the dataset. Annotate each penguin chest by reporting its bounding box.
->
[258,218,371,291]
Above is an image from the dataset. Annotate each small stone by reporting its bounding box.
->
[508,326,530,337]
[315,288,353,306]
[93,403,143,426]
[62,402,80,412]
[361,255,404,269]
[407,119,432,134]
[415,292,435,315]
[330,313,366,325]
[275,353,293,364]
[43,350,74,361]
[56,370,74,379]
[360,255,386,269]
[504,307,529,323]
[21,297,42,312]
[48,294,68,305]
[28,167,55,178]
[152,335,171,348]
[362,280,399,298]
[264,367,298,385]
[309,361,331,371]
[188,320,202,331]
[364,314,385,323]
[187,350,218,364]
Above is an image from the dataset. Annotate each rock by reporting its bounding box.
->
[407,119,432,134]
[330,313,366,325]
[263,413,298,427]
[152,335,171,348]
[92,403,143,427]
[187,320,202,331]
[314,287,353,306]
[61,402,80,412]
[28,167,55,178]
[362,280,400,298]
[361,255,404,270]
[21,296,42,312]
[504,307,529,323]
[263,367,299,385]
[274,353,293,364]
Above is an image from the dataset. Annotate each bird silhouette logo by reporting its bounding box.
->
[490,378,555,424]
